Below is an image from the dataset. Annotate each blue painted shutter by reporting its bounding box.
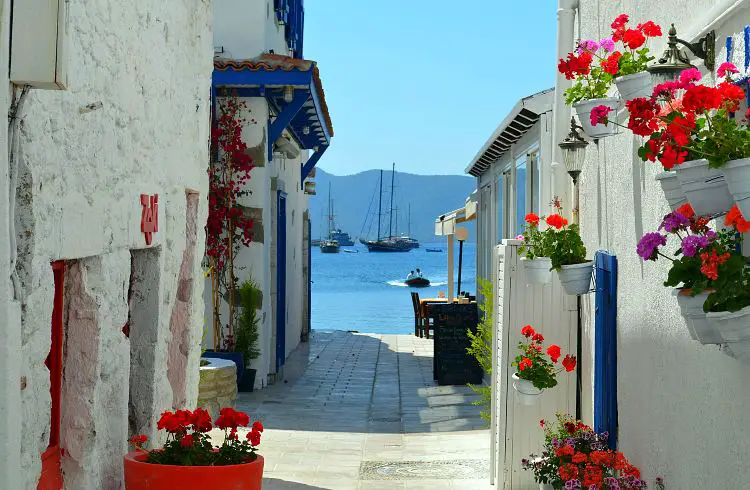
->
[594,252,618,449]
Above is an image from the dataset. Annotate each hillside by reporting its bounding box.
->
[310,168,476,243]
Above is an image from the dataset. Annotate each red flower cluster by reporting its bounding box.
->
[514,325,576,390]
[700,250,731,280]
[558,52,593,80]
[611,14,661,49]
[525,213,540,226]
[128,434,148,449]
[601,52,622,76]
[546,214,568,230]
[725,205,750,233]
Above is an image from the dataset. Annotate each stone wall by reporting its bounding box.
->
[197,358,238,419]
[0,0,213,487]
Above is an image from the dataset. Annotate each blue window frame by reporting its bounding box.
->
[515,156,527,236]
[275,0,304,59]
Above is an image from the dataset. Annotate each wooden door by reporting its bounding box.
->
[38,261,65,490]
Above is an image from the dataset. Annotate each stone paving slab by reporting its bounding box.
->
[227,331,492,489]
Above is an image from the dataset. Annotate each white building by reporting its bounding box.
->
[210,0,333,389]
[470,1,750,488]
[0,0,212,488]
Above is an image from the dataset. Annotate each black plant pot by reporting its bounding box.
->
[238,368,257,393]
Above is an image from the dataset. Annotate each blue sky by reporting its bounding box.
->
[305,3,556,176]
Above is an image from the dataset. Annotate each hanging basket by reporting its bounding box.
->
[512,373,542,405]
[573,97,619,139]
[673,289,721,344]
[615,71,654,100]
[674,159,734,216]
[522,257,553,285]
[721,157,750,218]
[654,171,688,210]
[557,262,593,296]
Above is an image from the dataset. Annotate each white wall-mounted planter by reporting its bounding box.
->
[721,157,750,218]
[512,373,542,406]
[573,97,619,139]
[707,306,750,342]
[655,171,688,210]
[722,339,750,364]
[557,261,593,296]
[540,484,554,490]
[522,257,552,285]
[673,289,721,344]
[674,159,734,216]
[615,71,653,100]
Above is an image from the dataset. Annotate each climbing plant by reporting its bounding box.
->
[206,92,255,351]
[466,277,493,423]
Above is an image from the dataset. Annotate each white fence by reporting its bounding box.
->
[490,240,578,489]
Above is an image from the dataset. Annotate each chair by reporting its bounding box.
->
[410,292,431,339]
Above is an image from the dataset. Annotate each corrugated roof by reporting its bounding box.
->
[214,54,334,137]
[465,88,554,177]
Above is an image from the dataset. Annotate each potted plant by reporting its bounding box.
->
[558,39,620,138]
[511,325,576,405]
[542,206,592,295]
[522,413,654,490]
[124,407,264,490]
[235,279,262,392]
[519,213,553,284]
[610,14,662,99]
[601,66,747,215]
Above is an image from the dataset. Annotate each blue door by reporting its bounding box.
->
[276,191,287,372]
[594,252,618,449]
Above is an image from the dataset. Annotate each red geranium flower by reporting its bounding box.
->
[518,357,533,371]
[546,214,567,230]
[583,464,604,487]
[725,205,750,233]
[622,28,646,49]
[180,434,194,448]
[572,452,588,464]
[521,325,535,337]
[562,355,577,372]
[191,408,213,433]
[564,421,577,434]
[638,20,662,37]
[601,52,622,75]
[539,419,545,428]
[676,202,695,219]
[128,434,148,449]
[556,445,575,458]
[532,332,544,343]
[252,420,264,433]
[525,213,540,226]
[590,450,615,467]
[247,428,262,447]
[546,344,561,363]
[559,463,579,481]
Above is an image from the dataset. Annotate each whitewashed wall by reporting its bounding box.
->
[214,0,291,59]
[0,0,213,487]
[576,1,750,487]
[491,240,577,489]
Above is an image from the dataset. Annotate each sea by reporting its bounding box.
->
[311,242,476,334]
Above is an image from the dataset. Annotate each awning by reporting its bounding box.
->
[212,54,334,182]
[434,191,477,236]
[465,88,553,177]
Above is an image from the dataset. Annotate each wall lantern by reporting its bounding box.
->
[283,85,294,103]
[558,118,589,223]
[303,126,310,135]
[647,24,716,83]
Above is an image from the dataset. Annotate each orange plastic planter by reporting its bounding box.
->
[123,451,264,490]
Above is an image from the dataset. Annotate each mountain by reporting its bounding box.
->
[310,168,476,243]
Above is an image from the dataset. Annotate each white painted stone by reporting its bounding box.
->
[197,358,238,420]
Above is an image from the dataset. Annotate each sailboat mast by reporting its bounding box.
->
[328,184,333,238]
[408,203,411,236]
[377,170,383,240]
[389,162,395,239]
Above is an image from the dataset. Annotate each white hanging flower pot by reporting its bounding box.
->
[706,305,750,343]
[522,257,552,285]
[722,339,750,364]
[539,485,554,490]
[615,71,654,100]
[512,373,542,406]
[673,289,721,344]
[557,261,593,296]
[655,171,688,210]
[573,97,618,139]
[674,159,734,216]
[721,157,750,219]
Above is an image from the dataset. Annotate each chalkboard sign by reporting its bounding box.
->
[430,303,483,386]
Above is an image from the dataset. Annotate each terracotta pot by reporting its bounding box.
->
[123,451,264,490]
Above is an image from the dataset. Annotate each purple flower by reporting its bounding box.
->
[681,234,709,257]
[564,437,577,447]
[521,458,529,468]
[599,431,609,441]
[600,38,615,52]
[660,211,690,232]
[637,233,667,261]
[577,39,600,54]
[551,437,561,448]
[604,477,620,490]
[588,485,599,490]
[565,480,582,490]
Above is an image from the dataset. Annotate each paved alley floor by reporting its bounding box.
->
[235,330,492,489]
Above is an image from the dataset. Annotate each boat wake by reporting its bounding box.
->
[387,280,447,287]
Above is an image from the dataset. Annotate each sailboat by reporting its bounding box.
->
[360,164,411,252]
[395,203,420,249]
[320,185,341,254]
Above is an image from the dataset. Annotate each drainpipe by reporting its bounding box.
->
[551,0,578,215]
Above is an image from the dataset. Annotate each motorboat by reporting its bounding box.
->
[405,276,430,287]
[320,239,340,253]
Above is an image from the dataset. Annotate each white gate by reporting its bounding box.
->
[490,240,577,489]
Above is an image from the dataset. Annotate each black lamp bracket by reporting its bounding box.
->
[658,24,716,71]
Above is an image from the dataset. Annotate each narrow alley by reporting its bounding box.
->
[232,331,491,489]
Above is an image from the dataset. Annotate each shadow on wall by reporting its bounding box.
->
[262,478,331,489]
[234,331,486,434]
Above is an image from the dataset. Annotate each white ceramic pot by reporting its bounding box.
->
[615,71,654,100]
[674,159,734,216]
[655,171,688,210]
[540,484,554,490]
[573,97,619,139]
[721,157,750,219]
[557,261,593,296]
[722,340,750,364]
[673,289,721,344]
[512,373,542,406]
[523,257,552,285]
[706,305,750,343]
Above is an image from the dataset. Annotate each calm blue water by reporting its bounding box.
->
[311,242,476,334]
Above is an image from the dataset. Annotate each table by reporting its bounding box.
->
[419,298,476,317]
